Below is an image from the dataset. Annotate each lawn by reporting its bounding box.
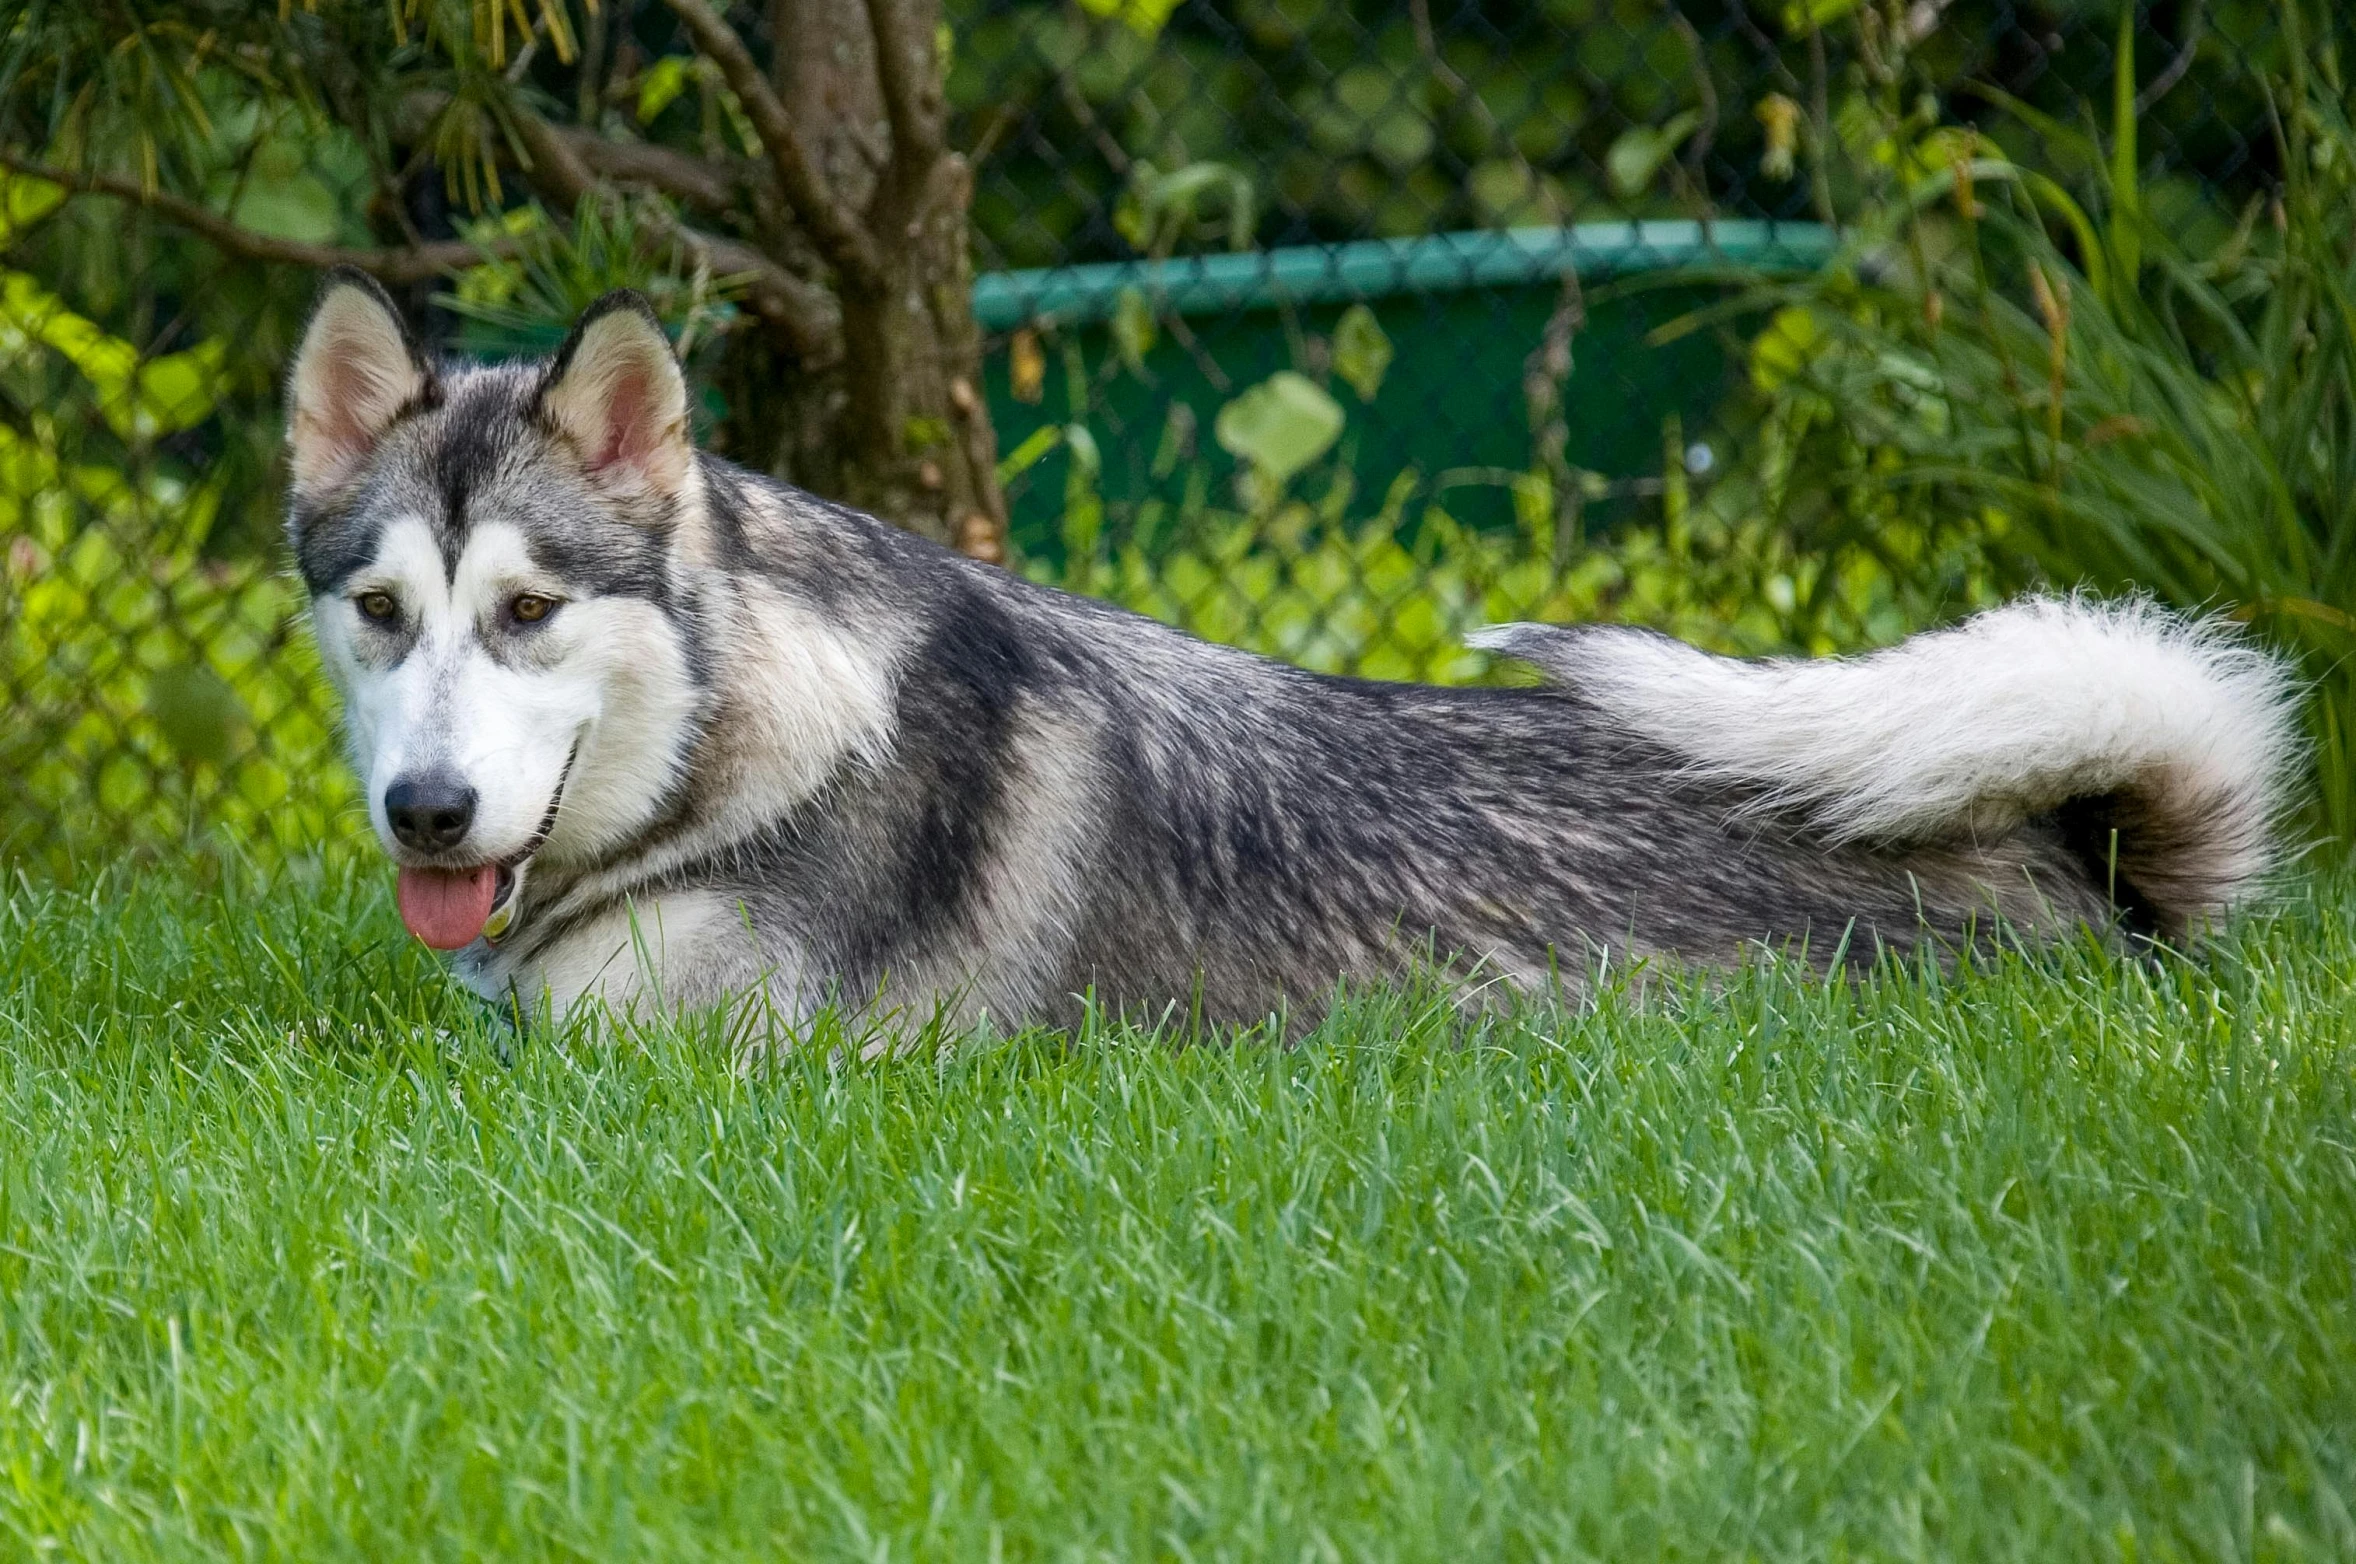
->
[0,857,2351,1561]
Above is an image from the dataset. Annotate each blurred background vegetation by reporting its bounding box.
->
[2,0,2351,867]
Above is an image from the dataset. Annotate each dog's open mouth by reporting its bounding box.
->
[394,747,575,951]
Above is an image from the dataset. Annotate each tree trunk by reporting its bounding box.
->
[708,158,1004,558]
[684,0,1007,558]
[833,156,1006,557]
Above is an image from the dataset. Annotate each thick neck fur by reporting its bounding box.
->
[479,462,914,949]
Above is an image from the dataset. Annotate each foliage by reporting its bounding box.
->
[1,0,1009,550]
[0,0,2319,861]
[951,0,2286,269]
[1026,432,1994,684]
[0,30,381,554]
[953,0,1716,261]
[1004,275,1996,683]
[438,199,747,371]
[1733,0,2356,849]
[0,260,348,868]
[0,426,351,871]
[0,859,2351,1554]
[1211,370,1344,492]
[0,270,226,444]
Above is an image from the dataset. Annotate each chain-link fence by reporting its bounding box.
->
[0,0,2295,866]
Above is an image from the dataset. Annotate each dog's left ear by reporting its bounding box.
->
[535,291,692,498]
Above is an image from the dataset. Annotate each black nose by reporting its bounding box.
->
[384,773,478,853]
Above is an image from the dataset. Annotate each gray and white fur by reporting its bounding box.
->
[283,275,2302,1030]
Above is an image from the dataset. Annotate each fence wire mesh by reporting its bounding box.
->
[0,0,2290,865]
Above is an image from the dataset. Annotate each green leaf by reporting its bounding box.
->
[1075,0,1185,38]
[0,173,65,244]
[1117,161,1258,256]
[124,346,231,437]
[1215,372,1344,485]
[148,664,247,768]
[226,173,342,245]
[1748,305,1823,395]
[1778,0,1861,35]
[1314,67,1435,174]
[0,272,227,440]
[1606,111,1701,200]
[1116,161,1253,256]
[996,424,1062,487]
[1469,160,1562,227]
[2017,170,2108,288]
[1332,305,1393,402]
[1111,286,1157,374]
[636,56,694,124]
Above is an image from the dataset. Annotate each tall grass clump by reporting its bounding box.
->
[1737,1,2356,847]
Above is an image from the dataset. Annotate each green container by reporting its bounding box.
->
[975,220,1834,558]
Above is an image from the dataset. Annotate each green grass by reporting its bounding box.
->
[0,860,2352,1561]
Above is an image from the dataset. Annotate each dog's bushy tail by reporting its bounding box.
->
[1470,597,2302,937]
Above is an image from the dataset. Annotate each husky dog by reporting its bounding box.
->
[284,273,2298,1029]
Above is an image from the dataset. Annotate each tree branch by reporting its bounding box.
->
[500,105,602,208]
[2135,0,2207,115]
[662,0,883,281]
[504,107,843,362]
[864,0,945,179]
[766,0,804,99]
[399,91,749,216]
[0,155,516,282]
[577,136,746,214]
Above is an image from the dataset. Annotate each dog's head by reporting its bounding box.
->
[285,273,705,950]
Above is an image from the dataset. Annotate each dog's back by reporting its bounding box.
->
[772,558,2292,1026]
[528,487,2292,1027]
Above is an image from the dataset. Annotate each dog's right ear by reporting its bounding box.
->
[286,269,434,499]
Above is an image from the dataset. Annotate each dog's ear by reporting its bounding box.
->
[287,269,434,499]
[535,291,692,499]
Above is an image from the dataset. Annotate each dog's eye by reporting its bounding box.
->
[510,593,556,624]
[357,592,398,623]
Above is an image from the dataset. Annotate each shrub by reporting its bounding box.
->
[1729,1,2356,848]
[0,419,350,871]
[1028,428,1996,683]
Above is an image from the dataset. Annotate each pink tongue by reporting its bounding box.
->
[396,866,498,950]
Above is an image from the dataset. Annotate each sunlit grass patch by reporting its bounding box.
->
[0,861,2350,1559]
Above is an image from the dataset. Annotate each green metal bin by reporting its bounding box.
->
[973,220,1834,558]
